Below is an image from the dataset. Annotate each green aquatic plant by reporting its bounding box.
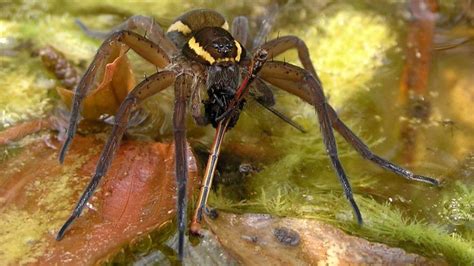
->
[440,181,474,241]
[210,183,474,264]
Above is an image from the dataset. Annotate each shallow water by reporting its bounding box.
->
[1,0,473,264]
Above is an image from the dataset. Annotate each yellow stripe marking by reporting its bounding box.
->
[221,21,229,30]
[167,20,192,34]
[234,40,242,62]
[188,37,215,64]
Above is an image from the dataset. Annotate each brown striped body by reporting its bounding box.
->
[167,10,247,128]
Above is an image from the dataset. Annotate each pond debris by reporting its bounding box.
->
[51,42,137,120]
[205,212,444,265]
[39,46,80,91]
[0,117,55,145]
[0,134,198,264]
[399,0,439,164]
[273,226,300,247]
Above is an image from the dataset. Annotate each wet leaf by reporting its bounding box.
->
[0,134,198,264]
[56,42,136,120]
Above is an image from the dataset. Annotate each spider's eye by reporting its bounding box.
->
[183,27,246,65]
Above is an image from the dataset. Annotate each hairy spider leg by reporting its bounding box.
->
[253,33,318,132]
[259,61,439,224]
[326,105,439,185]
[59,30,171,164]
[56,70,175,240]
[233,10,315,133]
[260,61,362,224]
[173,74,194,258]
[261,60,439,185]
[261,35,316,76]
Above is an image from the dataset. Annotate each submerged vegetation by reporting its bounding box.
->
[1,0,473,264]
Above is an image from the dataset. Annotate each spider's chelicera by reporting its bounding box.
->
[56,9,439,260]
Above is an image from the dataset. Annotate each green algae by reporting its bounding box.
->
[0,138,94,264]
[272,4,397,107]
[0,208,46,265]
[0,51,54,129]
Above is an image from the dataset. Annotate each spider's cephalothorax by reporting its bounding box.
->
[57,8,439,261]
[183,27,247,128]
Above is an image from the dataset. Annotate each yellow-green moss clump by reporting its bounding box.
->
[272,4,396,108]
[0,51,53,128]
[0,144,93,264]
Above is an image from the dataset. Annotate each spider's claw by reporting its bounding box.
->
[177,227,185,260]
[413,175,440,186]
[56,214,75,240]
[58,137,72,164]
[205,207,218,220]
[176,182,187,260]
[348,197,363,226]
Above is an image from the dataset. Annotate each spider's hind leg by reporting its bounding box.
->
[326,105,439,185]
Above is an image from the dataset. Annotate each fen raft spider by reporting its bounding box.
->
[56,9,440,260]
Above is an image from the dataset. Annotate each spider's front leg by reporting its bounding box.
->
[56,70,175,239]
[260,35,316,76]
[259,61,439,224]
[59,30,172,163]
[173,74,194,258]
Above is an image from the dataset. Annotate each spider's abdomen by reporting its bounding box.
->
[182,27,245,65]
[166,9,229,49]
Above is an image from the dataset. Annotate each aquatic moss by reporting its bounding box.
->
[439,181,474,241]
[0,142,95,264]
[0,208,46,265]
[0,52,54,128]
[271,4,397,107]
[210,185,474,264]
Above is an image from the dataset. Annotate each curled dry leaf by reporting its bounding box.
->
[53,42,136,120]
